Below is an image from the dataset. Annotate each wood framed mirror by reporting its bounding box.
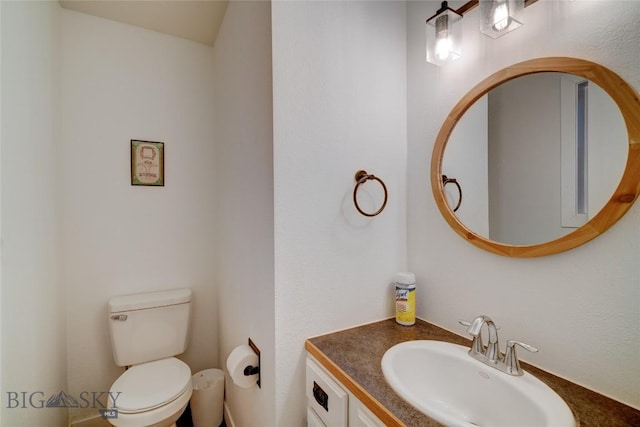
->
[431,57,640,257]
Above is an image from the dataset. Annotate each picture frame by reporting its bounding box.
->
[131,140,164,186]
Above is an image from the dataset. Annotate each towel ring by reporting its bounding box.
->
[442,175,462,212]
[353,170,388,217]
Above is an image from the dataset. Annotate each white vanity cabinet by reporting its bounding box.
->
[306,356,385,427]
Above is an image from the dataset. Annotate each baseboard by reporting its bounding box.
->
[71,402,230,427]
[223,401,236,427]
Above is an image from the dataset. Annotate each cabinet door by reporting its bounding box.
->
[307,407,327,427]
[354,403,386,427]
[305,358,348,427]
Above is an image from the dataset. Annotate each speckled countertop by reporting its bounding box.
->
[305,318,640,427]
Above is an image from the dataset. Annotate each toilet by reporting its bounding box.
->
[107,288,193,427]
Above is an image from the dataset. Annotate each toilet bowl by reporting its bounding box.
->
[108,357,192,427]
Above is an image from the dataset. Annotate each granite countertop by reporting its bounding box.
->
[305,318,640,427]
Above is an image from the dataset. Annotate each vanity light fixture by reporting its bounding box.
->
[426,0,536,66]
[426,1,463,66]
[480,0,524,38]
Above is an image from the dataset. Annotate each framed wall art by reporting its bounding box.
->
[131,139,164,186]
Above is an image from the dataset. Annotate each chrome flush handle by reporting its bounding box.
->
[111,314,128,321]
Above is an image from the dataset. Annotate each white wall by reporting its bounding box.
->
[408,0,640,408]
[212,2,275,426]
[0,2,67,426]
[60,10,218,423]
[272,1,407,424]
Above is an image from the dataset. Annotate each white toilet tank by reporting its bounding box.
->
[108,288,192,367]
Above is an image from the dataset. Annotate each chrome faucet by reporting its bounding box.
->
[459,315,538,376]
[466,315,501,363]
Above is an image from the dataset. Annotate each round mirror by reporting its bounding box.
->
[431,57,640,257]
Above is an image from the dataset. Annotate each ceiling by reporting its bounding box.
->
[59,0,229,46]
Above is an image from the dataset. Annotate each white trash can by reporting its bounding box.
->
[190,368,225,427]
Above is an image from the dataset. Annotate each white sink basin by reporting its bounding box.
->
[381,340,575,427]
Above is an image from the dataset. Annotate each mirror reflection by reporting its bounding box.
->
[442,72,628,246]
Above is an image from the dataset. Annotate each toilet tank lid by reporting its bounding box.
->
[109,288,192,313]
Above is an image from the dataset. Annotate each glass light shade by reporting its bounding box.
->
[426,6,462,66]
[480,0,524,38]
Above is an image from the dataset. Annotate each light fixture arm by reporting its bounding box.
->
[454,0,538,16]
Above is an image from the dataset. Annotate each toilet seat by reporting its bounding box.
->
[110,357,191,414]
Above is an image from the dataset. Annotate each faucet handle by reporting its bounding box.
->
[458,319,501,330]
[504,340,539,376]
[508,340,538,353]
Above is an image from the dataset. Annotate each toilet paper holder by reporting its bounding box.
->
[244,338,261,388]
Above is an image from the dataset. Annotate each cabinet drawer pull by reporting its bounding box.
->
[313,381,329,411]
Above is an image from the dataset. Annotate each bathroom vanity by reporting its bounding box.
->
[306,355,385,427]
[305,318,640,427]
